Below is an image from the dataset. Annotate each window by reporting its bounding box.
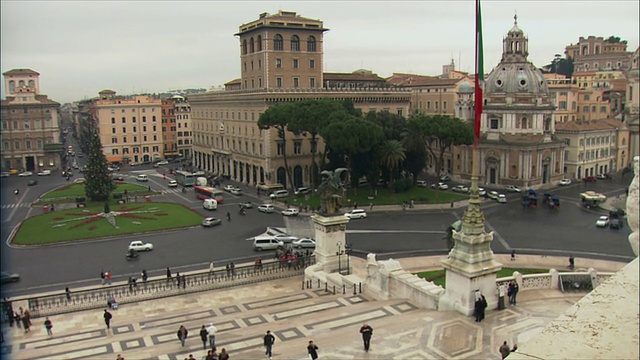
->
[277,142,284,155]
[112,149,119,155]
[26,140,31,149]
[572,101,577,110]
[122,117,126,124]
[276,58,282,68]
[559,101,567,110]
[307,36,316,52]
[293,78,299,88]
[309,59,316,69]
[143,135,147,142]
[250,37,254,53]
[291,35,300,51]
[242,39,247,55]
[427,101,430,109]
[152,116,156,122]
[443,101,447,110]
[143,126,147,132]
[111,137,117,144]
[276,77,283,88]
[133,117,136,123]
[23,121,29,129]
[273,34,283,50]
[112,128,116,134]
[294,141,302,154]
[310,78,316,88]
[584,94,590,101]
[490,118,499,129]
[143,116,147,122]
[583,106,589,113]
[257,35,262,51]
[293,59,299,68]
[600,106,607,113]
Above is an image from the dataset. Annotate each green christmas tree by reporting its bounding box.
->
[84,132,116,202]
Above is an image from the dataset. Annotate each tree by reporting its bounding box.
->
[543,54,574,78]
[84,132,116,202]
[378,140,406,188]
[257,102,295,190]
[403,148,428,183]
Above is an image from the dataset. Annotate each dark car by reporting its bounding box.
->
[609,219,624,230]
[27,180,38,186]
[583,176,597,182]
[0,271,20,284]
[609,208,626,219]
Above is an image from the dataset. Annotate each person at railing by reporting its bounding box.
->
[141,269,148,283]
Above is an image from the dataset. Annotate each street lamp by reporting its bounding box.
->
[336,242,351,275]
[336,241,343,275]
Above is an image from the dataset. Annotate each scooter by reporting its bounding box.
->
[126,251,139,261]
[14,188,19,195]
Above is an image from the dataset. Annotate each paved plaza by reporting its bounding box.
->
[0,254,626,360]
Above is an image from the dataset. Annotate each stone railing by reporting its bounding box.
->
[496,268,616,293]
[4,256,315,318]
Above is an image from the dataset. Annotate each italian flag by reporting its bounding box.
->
[474,0,484,146]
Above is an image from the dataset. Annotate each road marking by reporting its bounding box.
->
[485,220,511,250]
[346,229,446,234]
[514,248,635,261]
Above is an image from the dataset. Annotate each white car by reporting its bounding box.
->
[128,241,154,251]
[37,169,51,176]
[416,180,428,188]
[505,185,521,193]
[258,204,274,213]
[596,216,610,228]
[344,209,367,219]
[18,171,33,177]
[223,185,235,192]
[497,194,507,203]
[282,208,299,217]
[478,187,486,196]
[192,170,205,176]
[559,178,572,186]
[292,238,316,249]
[294,187,310,195]
[487,191,499,200]
[156,160,169,166]
[168,180,178,187]
[433,182,449,190]
[452,185,469,193]
[136,174,148,182]
[73,178,86,183]
[230,187,243,196]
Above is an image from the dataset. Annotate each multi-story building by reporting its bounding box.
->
[626,47,639,161]
[1,69,63,172]
[453,17,565,187]
[161,98,178,158]
[94,90,163,164]
[556,118,629,178]
[188,10,410,188]
[565,36,634,72]
[544,73,579,123]
[161,95,192,159]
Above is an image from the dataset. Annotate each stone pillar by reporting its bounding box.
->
[311,214,349,274]
[626,156,639,257]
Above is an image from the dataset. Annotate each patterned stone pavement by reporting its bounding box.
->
[0,255,624,360]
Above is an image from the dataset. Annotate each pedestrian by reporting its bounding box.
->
[14,312,21,329]
[116,355,125,360]
[50,203,55,212]
[24,309,31,326]
[101,270,106,285]
[569,255,575,270]
[359,323,373,352]
[176,272,181,287]
[182,274,186,289]
[166,267,172,283]
[65,287,71,301]
[209,261,215,277]
[264,330,275,359]
[128,277,134,291]
[44,317,53,336]
[177,325,188,346]
[498,284,506,310]
[474,292,483,322]
[219,348,229,360]
[206,323,217,348]
[104,309,113,329]
[107,270,112,285]
[205,350,214,360]
[511,249,516,261]
[226,264,230,277]
[142,269,148,283]
[226,211,231,221]
[508,280,519,306]
[479,294,487,321]
[199,325,208,350]
[499,341,511,359]
[21,313,31,333]
[410,199,414,208]
[230,262,235,276]
[307,340,319,360]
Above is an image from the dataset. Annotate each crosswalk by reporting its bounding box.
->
[1,202,32,209]
[159,188,188,195]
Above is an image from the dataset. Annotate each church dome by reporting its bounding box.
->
[486,62,548,95]
[458,82,474,93]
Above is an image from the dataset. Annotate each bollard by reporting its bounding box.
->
[302,280,305,290]
[359,282,362,293]
[342,284,346,294]
[317,279,320,288]
[353,284,357,295]
[333,285,336,295]
[325,282,328,292]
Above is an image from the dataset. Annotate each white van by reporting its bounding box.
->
[253,238,284,251]
[196,177,208,186]
[136,174,148,182]
[269,190,289,199]
[203,198,218,210]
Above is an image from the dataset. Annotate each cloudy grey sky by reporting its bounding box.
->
[1,0,638,104]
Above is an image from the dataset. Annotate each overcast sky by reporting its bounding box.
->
[1,1,638,104]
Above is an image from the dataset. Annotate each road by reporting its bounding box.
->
[1,162,635,297]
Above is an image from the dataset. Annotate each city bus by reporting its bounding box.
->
[194,186,225,204]
[174,170,195,186]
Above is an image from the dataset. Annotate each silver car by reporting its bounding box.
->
[292,238,316,249]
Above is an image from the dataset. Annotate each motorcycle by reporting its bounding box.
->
[126,251,139,261]
[14,188,19,195]
[239,208,246,216]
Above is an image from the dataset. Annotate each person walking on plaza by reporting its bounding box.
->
[107,270,112,285]
[508,280,519,306]
[511,249,516,261]
[218,348,229,360]
[104,309,113,329]
[44,317,53,336]
[199,325,209,350]
[182,274,186,289]
[359,323,373,352]
[499,341,511,359]
[569,255,575,270]
[21,314,31,333]
[307,340,319,360]
[101,270,106,285]
[142,269,148,283]
[65,287,71,301]
[177,325,188,346]
[264,330,275,359]
[206,323,217,349]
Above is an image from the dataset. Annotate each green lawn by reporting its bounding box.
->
[40,182,151,200]
[13,202,203,245]
[278,186,467,209]
[416,268,553,288]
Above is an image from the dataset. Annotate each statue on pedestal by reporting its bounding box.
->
[318,168,347,215]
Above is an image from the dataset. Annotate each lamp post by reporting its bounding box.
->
[345,243,352,275]
[336,241,343,275]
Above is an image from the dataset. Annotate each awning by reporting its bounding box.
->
[106,156,122,162]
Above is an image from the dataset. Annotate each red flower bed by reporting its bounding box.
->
[52,217,64,221]
[69,216,103,229]
[117,205,144,211]
[119,214,156,220]
[88,225,97,231]
[154,213,168,216]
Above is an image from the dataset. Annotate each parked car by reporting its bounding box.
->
[487,191,499,200]
[201,217,222,227]
[203,199,218,210]
[258,204,275,213]
[452,185,469,193]
[73,178,86,183]
[583,176,597,182]
[595,216,610,228]
[505,185,521,193]
[270,190,290,199]
[478,187,486,196]
[192,170,205,176]
[292,238,316,249]
[156,160,169,166]
[294,187,310,195]
[439,174,451,182]
[230,187,243,196]
[253,238,284,251]
[27,180,38,186]
[128,241,154,251]
[223,185,235,192]
[114,175,125,182]
[344,209,367,219]
[18,171,33,177]
[136,174,149,182]
[0,172,10,177]
[497,194,507,203]
[431,182,449,190]
[609,218,624,230]
[168,180,178,187]
[282,208,299,217]
[37,169,51,176]
[0,271,20,284]
[416,180,428,188]
[559,178,572,186]
[596,173,611,180]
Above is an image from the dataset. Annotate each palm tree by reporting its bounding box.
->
[378,140,406,189]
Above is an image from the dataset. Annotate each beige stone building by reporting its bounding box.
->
[565,36,634,72]
[189,11,410,188]
[556,118,629,178]
[161,95,192,159]
[94,90,163,164]
[626,47,640,162]
[1,69,62,172]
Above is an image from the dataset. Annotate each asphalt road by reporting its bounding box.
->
[1,162,635,298]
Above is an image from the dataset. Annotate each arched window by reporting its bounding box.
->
[18,80,25,87]
[28,80,35,87]
[273,34,283,51]
[291,35,300,51]
[250,37,255,53]
[8,80,15,92]
[520,117,527,129]
[242,40,247,55]
[307,36,316,52]
[257,35,262,51]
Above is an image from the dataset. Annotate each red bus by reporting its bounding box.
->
[194,186,225,204]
